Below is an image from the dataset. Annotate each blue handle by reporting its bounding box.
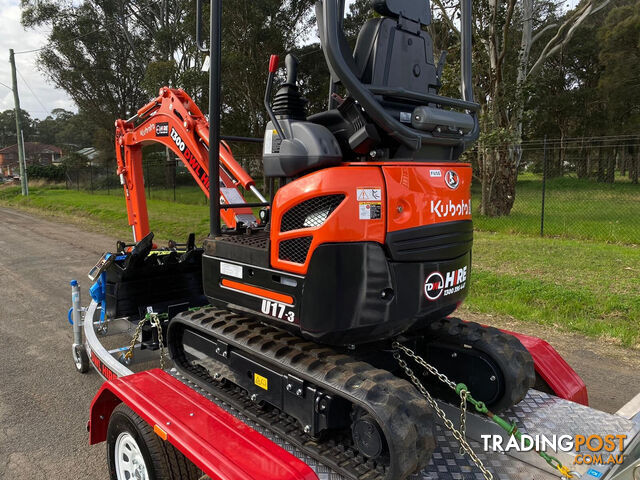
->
[68,307,74,325]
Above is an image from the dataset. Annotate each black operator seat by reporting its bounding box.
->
[312,0,476,159]
[353,0,438,97]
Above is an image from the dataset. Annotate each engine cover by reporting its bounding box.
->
[299,242,470,345]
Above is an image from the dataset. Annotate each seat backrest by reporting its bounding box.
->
[313,0,478,157]
[353,1,438,96]
[371,0,431,25]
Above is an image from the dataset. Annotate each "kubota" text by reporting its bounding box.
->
[430,199,471,218]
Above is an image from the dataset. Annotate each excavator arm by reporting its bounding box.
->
[115,87,265,241]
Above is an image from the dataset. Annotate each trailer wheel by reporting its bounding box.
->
[107,403,200,480]
[73,344,90,373]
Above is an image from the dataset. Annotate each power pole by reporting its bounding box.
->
[9,49,28,196]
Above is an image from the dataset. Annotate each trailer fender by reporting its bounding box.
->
[87,369,319,480]
[506,330,589,406]
[88,386,122,445]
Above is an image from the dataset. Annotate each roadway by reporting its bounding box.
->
[0,206,638,478]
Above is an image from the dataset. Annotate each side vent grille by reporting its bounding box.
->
[280,195,345,232]
[279,237,313,264]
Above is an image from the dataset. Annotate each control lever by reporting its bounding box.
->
[284,53,299,86]
[264,54,287,140]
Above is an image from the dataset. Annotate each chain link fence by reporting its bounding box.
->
[472,135,640,244]
[60,135,639,244]
[63,150,265,204]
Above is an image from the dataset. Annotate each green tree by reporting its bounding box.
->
[598,1,640,131]
[218,0,316,138]
[21,0,152,162]
[598,0,640,183]
[0,109,35,148]
[434,0,610,215]
[21,0,318,146]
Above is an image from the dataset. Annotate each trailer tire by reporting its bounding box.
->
[107,403,201,480]
[73,344,90,374]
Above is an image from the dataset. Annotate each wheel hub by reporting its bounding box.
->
[114,432,148,480]
[72,345,83,370]
[351,412,385,459]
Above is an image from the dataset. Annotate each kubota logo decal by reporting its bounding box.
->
[139,123,155,137]
[431,199,471,218]
[424,266,467,301]
[445,170,460,189]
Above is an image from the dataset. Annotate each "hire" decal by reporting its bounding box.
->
[424,266,468,301]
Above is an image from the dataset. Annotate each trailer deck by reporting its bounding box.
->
[89,367,640,480]
[80,299,640,480]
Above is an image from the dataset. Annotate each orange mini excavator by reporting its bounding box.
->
[108,0,535,478]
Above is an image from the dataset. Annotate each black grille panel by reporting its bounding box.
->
[217,231,269,249]
[279,237,312,264]
[386,220,473,262]
[280,195,345,232]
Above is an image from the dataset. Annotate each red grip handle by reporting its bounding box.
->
[269,55,279,73]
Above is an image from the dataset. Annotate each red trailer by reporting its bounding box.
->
[67,0,640,478]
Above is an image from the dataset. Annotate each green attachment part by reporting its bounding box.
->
[457,382,574,478]
[457,383,489,414]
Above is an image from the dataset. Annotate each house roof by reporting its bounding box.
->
[76,147,99,160]
[0,142,63,155]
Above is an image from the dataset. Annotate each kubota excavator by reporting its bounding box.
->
[105,0,536,477]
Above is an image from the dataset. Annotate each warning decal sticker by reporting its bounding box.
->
[359,202,381,220]
[356,188,381,202]
[254,372,268,390]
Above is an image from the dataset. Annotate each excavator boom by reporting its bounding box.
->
[114,87,265,241]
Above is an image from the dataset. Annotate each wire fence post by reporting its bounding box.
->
[540,135,548,237]
[89,162,93,194]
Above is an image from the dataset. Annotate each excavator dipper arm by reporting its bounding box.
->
[114,87,261,241]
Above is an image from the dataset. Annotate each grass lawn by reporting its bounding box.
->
[472,174,640,244]
[467,232,639,348]
[103,184,221,206]
[1,184,638,348]
[0,185,212,244]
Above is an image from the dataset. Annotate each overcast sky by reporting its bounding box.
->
[0,0,350,121]
[0,0,76,119]
[2,0,581,121]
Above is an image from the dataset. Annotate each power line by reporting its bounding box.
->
[16,67,49,114]
[0,81,12,91]
[13,24,109,55]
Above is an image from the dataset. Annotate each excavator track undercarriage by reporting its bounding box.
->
[169,307,436,480]
[168,307,535,480]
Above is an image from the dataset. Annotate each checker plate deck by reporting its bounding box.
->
[169,369,639,480]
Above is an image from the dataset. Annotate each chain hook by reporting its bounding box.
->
[393,340,577,480]
[123,312,167,370]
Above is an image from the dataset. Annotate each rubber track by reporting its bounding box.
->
[421,317,536,411]
[169,307,436,480]
[173,368,382,479]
